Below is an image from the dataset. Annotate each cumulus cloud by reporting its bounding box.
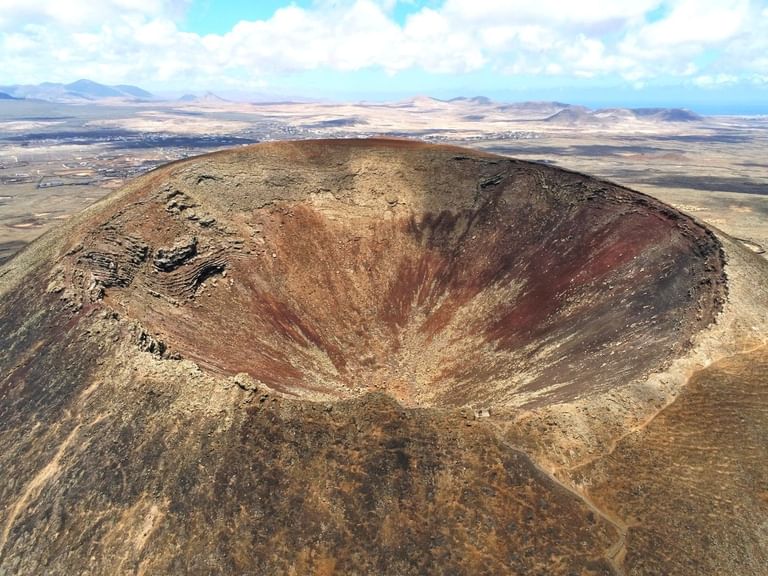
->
[0,0,189,28]
[0,0,766,91]
[442,0,660,26]
[693,73,740,87]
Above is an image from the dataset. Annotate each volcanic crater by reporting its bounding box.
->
[62,139,724,407]
[3,139,765,576]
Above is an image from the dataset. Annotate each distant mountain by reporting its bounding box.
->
[544,106,596,125]
[200,91,230,102]
[0,80,153,102]
[497,101,572,111]
[113,84,153,99]
[542,106,705,126]
[401,95,447,107]
[0,91,21,100]
[435,99,702,124]
[591,107,703,123]
[494,101,574,118]
[65,79,124,98]
[176,92,231,104]
[448,96,493,105]
[630,107,702,122]
[593,108,637,121]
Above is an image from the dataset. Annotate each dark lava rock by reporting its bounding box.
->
[153,236,197,271]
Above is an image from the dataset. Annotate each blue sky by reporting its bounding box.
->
[183,1,439,31]
[2,0,768,111]
[184,1,315,34]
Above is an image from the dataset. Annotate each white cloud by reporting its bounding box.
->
[693,73,739,87]
[0,0,766,91]
[442,0,661,26]
[620,0,748,57]
[0,0,188,29]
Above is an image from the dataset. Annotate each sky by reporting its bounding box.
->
[1,0,768,111]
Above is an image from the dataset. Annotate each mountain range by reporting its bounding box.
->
[0,81,704,124]
[0,79,153,102]
[394,95,702,123]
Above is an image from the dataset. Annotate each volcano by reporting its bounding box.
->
[1,140,766,575]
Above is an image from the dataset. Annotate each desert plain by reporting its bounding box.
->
[1,96,766,264]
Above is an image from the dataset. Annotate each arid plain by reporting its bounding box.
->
[1,96,766,264]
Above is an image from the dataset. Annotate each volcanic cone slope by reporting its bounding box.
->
[1,139,764,576]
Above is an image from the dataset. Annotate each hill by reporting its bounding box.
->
[543,106,704,126]
[113,84,154,99]
[176,91,230,104]
[630,107,703,121]
[0,140,766,575]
